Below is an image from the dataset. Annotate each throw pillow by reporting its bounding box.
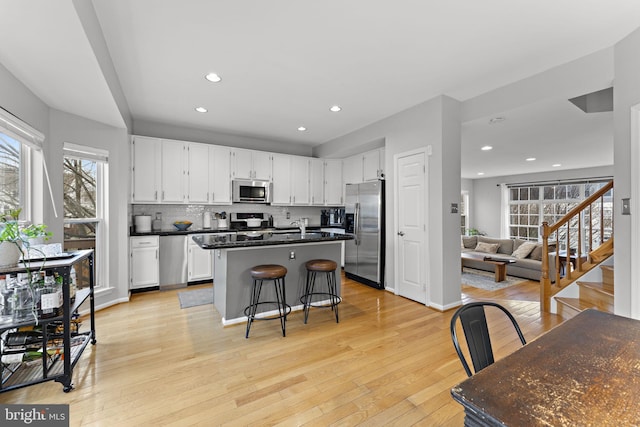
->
[511,241,537,259]
[475,242,500,254]
[529,244,544,260]
[462,236,477,249]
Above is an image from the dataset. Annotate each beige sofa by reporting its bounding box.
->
[461,235,556,282]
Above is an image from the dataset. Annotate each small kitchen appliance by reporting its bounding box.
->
[232,179,272,204]
[134,215,151,233]
[321,208,345,227]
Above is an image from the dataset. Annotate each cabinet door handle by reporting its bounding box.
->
[155,191,158,200]
[398,231,405,236]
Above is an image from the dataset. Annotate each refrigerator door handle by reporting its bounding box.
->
[354,202,360,245]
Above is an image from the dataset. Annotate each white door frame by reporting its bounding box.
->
[630,103,640,319]
[393,147,430,305]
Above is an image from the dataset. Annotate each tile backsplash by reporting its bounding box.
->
[131,204,332,231]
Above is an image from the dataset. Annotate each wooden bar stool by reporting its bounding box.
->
[244,264,290,338]
[300,259,341,324]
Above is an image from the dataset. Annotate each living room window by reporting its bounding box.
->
[0,108,45,222]
[508,179,613,251]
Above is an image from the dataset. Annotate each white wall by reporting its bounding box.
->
[614,26,640,318]
[315,95,462,310]
[134,119,313,157]
[469,166,614,238]
[47,110,130,309]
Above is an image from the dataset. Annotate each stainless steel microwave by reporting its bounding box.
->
[232,179,272,203]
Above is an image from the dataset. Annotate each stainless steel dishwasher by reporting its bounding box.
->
[159,235,188,289]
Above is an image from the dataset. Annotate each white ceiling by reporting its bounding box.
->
[0,1,639,178]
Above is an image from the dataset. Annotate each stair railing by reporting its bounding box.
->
[540,180,613,312]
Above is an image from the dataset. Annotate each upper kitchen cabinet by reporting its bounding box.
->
[363,148,384,181]
[271,154,291,205]
[310,158,324,206]
[342,148,385,185]
[186,142,210,203]
[210,145,232,204]
[342,154,363,185]
[131,136,161,203]
[232,149,272,181]
[186,143,232,205]
[290,156,310,205]
[160,139,187,203]
[324,159,343,205]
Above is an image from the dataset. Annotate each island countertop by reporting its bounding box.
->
[192,231,353,249]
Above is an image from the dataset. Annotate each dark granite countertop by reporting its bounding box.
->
[129,226,330,237]
[192,231,353,249]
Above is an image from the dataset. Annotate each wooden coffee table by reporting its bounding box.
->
[461,252,516,282]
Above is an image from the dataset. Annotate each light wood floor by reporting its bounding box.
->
[0,275,562,426]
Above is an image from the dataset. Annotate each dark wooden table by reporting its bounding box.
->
[461,252,516,282]
[451,309,640,426]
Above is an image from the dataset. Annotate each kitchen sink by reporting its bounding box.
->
[277,232,324,240]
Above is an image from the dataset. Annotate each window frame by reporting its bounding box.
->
[62,143,109,289]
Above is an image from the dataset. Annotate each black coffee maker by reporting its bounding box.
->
[321,208,345,226]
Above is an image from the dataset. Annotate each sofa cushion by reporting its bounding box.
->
[462,236,477,249]
[528,243,556,260]
[475,242,500,254]
[512,241,537,259]
[477,236,514,255]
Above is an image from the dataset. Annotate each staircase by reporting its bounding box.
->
[540,180,613,313]
[555,264,614,319]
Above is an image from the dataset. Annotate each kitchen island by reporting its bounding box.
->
[192,231,353,325]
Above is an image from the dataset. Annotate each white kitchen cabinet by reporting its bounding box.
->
[131,136,161,203]
[188,235,213,282]
[342,154,363,185]
[363,148,384,181]
[324,159,343,205]
[210,145,232,204]
[161,139,186,203]
[186,143,210,203]
[271,154,291,205]
[232,149,272,181]
[290,156,310,205]
[310,158,324,206]
[130,236,159,289]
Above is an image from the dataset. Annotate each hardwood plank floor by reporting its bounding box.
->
[0,274,562,426]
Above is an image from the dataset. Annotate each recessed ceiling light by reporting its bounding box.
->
[205,73,221,83]
[526,157,536,161]
[297,126,307,132]
[481,146,493,151]
[195,107,208,113]
[477,172,485,176]
[489,116,506,124]
[330,105,342,112]
[552,163,562,167]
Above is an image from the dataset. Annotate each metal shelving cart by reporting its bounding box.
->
[0,249,96,393]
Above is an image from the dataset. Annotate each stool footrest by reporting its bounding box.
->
[244,302,292,320]
[300,292,342,308]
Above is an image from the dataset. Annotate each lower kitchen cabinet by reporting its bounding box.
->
[188,236,213,282]
[130,236,159,289]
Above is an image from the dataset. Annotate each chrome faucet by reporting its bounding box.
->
[291,218,307,235]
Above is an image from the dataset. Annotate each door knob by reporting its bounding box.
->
[397,231,405,236]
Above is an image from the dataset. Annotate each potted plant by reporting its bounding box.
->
[0,209,52,268]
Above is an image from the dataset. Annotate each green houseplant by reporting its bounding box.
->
[0,209,52,268]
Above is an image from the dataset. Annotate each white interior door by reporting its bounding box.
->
[395,150,426,303]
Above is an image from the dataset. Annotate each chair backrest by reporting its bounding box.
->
[450,301,526,377]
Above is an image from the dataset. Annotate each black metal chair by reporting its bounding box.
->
[450,302,526,377]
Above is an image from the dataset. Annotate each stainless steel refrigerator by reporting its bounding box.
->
[344,180,385,289]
